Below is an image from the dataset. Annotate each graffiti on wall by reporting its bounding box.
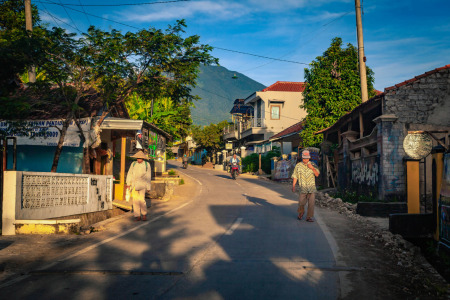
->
[440,153,450,247]
[352,159,379,186]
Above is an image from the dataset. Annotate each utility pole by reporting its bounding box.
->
[355,0,368,102]
[24,0,36,83]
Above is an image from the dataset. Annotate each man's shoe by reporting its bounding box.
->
[142,215,147,221]
[135,217,141,222]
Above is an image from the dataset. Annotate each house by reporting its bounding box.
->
[223,81,307,156]
[1,94,172,201]
[316,65,450,241]
[268,121,304,155]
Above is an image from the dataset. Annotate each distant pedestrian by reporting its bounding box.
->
[126,151,151,221]
[291,150,320,222]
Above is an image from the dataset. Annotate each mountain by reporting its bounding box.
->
[190,65,266,126]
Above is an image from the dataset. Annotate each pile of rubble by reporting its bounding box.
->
[315,191,449,296]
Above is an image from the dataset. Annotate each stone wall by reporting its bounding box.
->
[378,67,450,202]
[383,68,450,126]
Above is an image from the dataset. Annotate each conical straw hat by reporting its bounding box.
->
[131,151,148,160]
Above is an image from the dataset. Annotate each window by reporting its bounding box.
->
[270,105,280,120]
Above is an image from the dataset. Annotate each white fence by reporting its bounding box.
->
[3,171,113,235]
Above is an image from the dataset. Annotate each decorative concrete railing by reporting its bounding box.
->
[2,171,113,235]
[243,118,264,131]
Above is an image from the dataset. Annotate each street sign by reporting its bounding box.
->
[225,143,232,150]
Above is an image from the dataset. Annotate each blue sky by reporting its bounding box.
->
[36,0,450,91]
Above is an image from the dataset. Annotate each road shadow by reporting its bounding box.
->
[0,164,337,300]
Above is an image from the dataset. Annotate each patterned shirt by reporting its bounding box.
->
[291,161,320,194]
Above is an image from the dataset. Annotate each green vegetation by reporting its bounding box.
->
[168,169,176,176]
[242,147,281,174]
[179,178,185,185]
[1,0,218,172]
[190,65,266,126]
[300,37,377,147]
[191,120,230,158]
[332,189,378,203]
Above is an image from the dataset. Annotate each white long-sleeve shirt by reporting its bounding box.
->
[126,161,151,191]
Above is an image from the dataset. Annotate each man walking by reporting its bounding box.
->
[292,150,320,222]
[126,150,152,221]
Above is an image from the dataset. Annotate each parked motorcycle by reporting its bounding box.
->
[231,162,239,180]
[182,161,188,169]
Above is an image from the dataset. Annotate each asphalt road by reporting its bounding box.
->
[0,162,340,300]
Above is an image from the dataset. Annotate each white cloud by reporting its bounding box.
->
[40,12,70,25]
[120,1,249,23]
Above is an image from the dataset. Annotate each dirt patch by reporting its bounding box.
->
[316,192,450,299]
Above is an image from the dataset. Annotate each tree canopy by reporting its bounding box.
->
[300,37,376,147]
[1,0,218,171]
[191,121,230,155]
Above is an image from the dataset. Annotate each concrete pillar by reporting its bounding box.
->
[240,146,246,158]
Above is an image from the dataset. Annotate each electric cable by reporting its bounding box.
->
[241,10,353,73]
[39,0,190,7]
[39,0,141,30]
[57,0,81,33]
[78,0,92,24]
[193,86,304,123]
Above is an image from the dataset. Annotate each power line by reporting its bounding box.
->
[39,0,141,30]
[39,1,190,7]
[40,4,83,33]
[78,0,92,24]
[58,0,81,32]
[241,10,353,73]
[194,86,304,123]
[214,47,309,65]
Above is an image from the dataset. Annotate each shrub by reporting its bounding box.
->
[242,148,281,174]
[179,178,185,185]
[332,189,378,203]
[168,169,176,176]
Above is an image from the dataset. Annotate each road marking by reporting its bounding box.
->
[225,218,243,235]
[0,201,193,290]
[60,201,193,263]
[178,170,203,186]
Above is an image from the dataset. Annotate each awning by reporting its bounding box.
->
[100,117,172,141]
[100,118,143,130]
[245,140,266,145]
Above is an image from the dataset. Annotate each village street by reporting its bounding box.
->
[0,161,448,299]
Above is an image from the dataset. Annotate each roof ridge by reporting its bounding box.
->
[385,64,450,92]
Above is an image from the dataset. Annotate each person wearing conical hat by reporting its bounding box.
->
[126,150,151,221]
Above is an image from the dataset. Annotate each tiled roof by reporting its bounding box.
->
[270,121,304,140]
[262,81,306,92]
[384,64,450,91]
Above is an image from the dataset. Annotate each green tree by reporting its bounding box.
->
[126,93,192,141]
[0,0,46,92]
[191,120,229,157]
[300,37,376,147]
[8,18,217,172]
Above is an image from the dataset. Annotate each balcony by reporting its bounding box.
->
[241,118,266,139]
[223,124,238,141]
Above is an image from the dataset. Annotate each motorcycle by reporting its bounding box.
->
[231,162,239,180]
[182,160,188,169]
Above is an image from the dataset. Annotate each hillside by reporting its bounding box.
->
[191,65,266,126]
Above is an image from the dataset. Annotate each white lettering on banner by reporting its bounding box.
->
[0,118,91,147]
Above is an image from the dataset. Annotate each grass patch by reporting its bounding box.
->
[168,169,176,176]
[179,178,185,185]
[332,189,378,204]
